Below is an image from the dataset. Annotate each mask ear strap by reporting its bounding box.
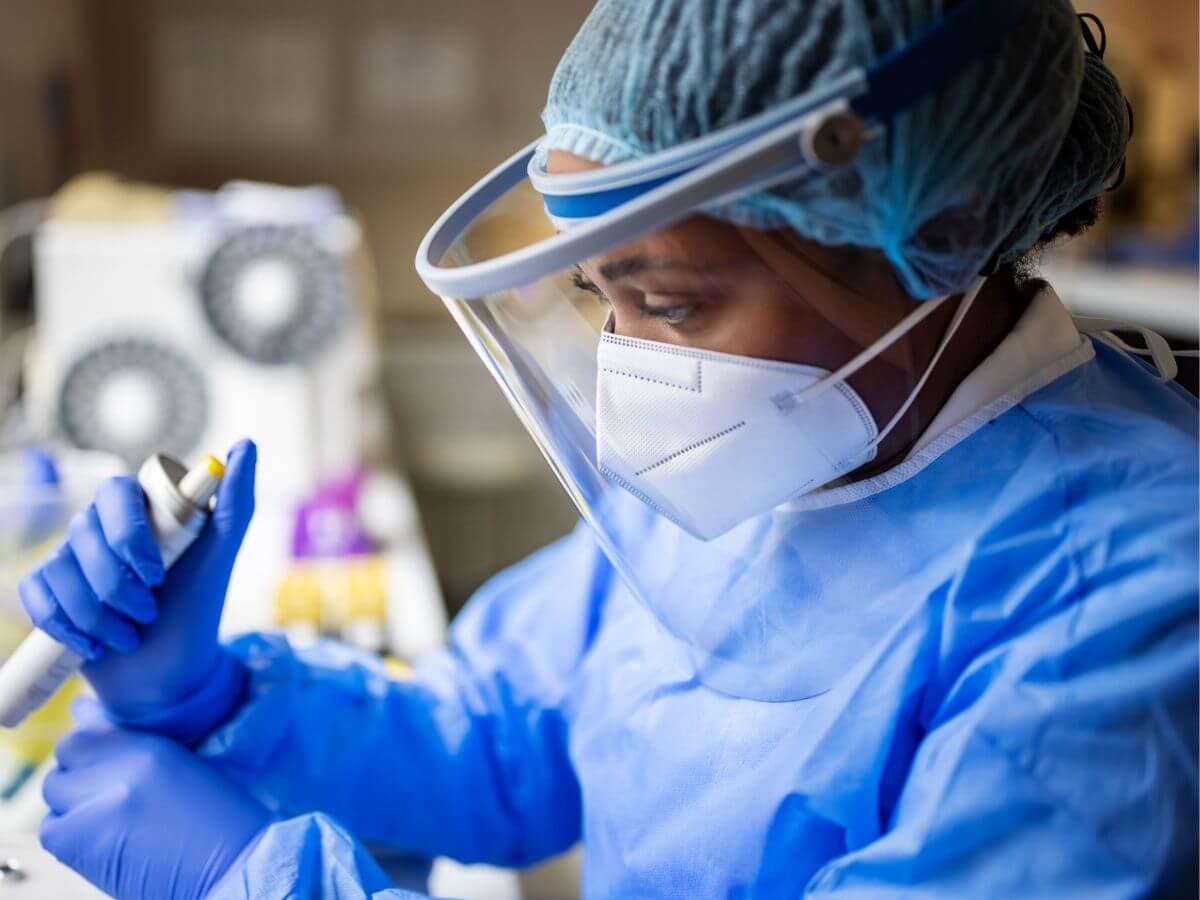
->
[868,277,984,449]
[786,276,987,409]
[1072,315,1194,381]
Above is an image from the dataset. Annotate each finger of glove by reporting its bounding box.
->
[42,548,140,654]
[211,440,256,540]
[94,477,164,587]
[52,723,136,770]
[42,765,102,815]
[67,506,157,625]
[69,696,113,732]
[39,795,113,863]
[18,570,102,661]
[39,809,78,861]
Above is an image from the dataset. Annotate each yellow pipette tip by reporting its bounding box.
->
[204,455,226,479]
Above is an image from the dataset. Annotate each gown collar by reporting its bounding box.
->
[787,287,1094,512]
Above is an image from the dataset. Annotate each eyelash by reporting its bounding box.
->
[571,270,603,296]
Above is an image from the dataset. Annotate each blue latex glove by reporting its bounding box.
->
[41,700,271,900]
[18,440,257,742]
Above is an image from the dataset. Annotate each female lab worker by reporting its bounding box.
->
[23,1,1199,897]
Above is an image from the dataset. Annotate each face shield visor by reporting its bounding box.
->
[417,0,1030,700]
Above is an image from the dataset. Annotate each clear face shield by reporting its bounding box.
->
[417,0,1030,700]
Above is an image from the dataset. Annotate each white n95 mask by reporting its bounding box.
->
[595,278,985,540]
[596,332,878,541]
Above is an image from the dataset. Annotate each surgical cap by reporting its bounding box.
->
[541,1,1132,299]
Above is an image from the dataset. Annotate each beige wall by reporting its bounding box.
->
[0,0,94,204]
[1084,0,1199,230]
[80,0,595,319]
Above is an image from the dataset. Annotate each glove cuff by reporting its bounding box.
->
[105,650,249,746]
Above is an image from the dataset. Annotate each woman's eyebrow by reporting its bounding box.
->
[597,255,732,281]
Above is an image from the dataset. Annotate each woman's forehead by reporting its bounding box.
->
[545,149,605,175]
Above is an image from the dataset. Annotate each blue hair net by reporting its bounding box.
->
[541,1,1132,299]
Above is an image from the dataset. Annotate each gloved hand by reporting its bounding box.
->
[18,440,257,742]
[41,700,271,900]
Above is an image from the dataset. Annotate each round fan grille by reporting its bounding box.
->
[200,225,348,365]
[58,339,208,468]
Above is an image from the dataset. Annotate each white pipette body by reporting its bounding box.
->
[0,453,224,728]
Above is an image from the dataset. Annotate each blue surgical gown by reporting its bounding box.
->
[206,341,1199,899]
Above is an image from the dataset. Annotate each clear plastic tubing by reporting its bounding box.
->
[0,452,224,728]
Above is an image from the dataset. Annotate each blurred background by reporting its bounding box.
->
[1,0,594,620]
[0,1,1195,897]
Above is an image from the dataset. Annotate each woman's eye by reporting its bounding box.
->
[573,268,705,328]
[644,305,690,325]
[640,298,698,325]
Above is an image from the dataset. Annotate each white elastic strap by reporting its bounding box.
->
[868,277,983,449]
[786,276,988,409]
[1072,315,1186,381]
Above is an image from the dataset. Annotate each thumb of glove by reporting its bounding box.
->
[180,438,257,565]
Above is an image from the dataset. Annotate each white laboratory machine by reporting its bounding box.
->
[21,176,444,640]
